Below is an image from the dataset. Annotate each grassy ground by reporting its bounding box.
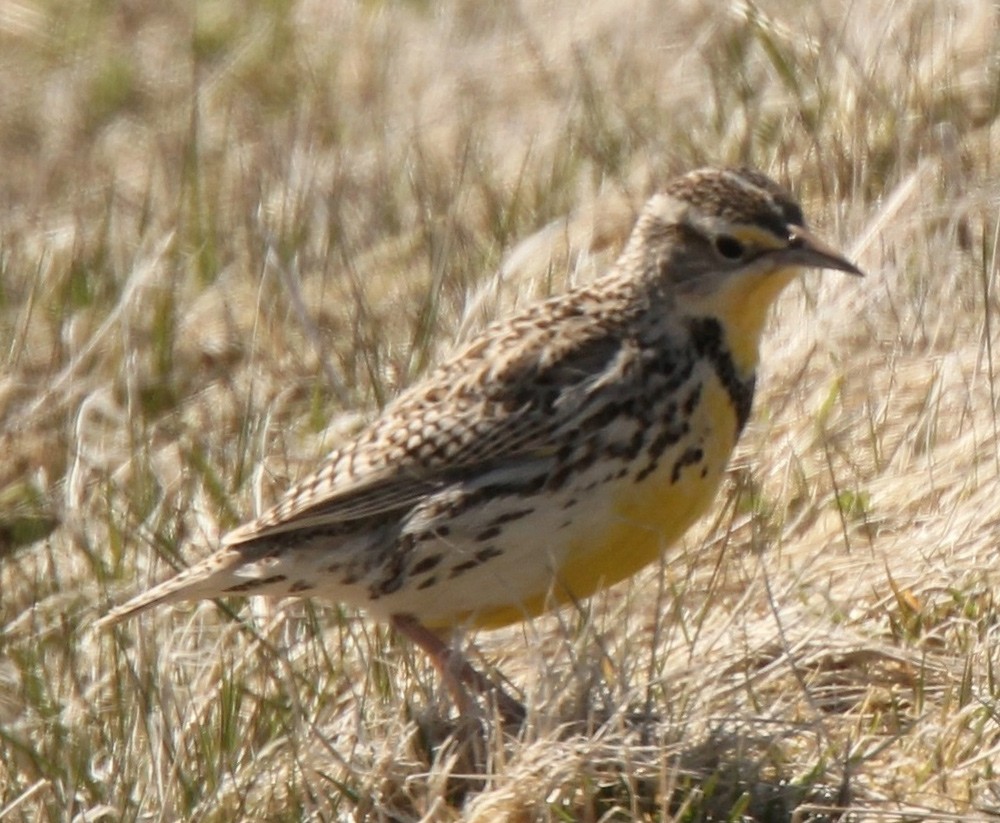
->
[2,0,1000,819]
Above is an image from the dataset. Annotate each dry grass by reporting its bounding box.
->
[2,0,1000,819]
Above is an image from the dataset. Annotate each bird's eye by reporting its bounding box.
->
[714,235,745,260]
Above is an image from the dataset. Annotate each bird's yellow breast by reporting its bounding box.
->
[562,378,739,600]
[460,375,742,630]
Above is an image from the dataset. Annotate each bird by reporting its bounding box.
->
[97,167,863,721]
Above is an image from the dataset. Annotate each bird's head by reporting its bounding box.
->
[625,167,863,368]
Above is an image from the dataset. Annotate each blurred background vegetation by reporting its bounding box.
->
[2,1,1000,819]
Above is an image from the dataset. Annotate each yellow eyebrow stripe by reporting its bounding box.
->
[728,224,788,250]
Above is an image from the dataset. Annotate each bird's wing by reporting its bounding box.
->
[224,299,638,546]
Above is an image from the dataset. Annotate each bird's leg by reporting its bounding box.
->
[390,614,525,724]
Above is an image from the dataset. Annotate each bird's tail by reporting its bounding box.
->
[93,549,247,631]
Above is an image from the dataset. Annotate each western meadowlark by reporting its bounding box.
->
[98,167,862,720]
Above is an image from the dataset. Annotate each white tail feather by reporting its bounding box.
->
[94,549,246,630]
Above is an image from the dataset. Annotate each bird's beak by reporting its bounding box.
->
[783,225,865,276]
